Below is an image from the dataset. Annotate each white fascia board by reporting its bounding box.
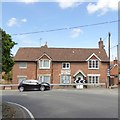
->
[36,53,52,61]
[87,74,100,76]
[73,70,86,77]
[86,53,101,61]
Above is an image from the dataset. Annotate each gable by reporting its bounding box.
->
[40,54,50,59]
[86,53,101,61]
[73,70,86,77]
[110,65,119,75]
[37,53,52,60]
[90,55,98,60]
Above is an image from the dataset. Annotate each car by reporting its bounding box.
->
[18,80,50,92]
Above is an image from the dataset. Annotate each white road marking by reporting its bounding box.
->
[7,101,35,120]
[21,93,27,96]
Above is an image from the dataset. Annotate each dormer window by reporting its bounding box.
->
[39,59,50,69]
[62,63,70,69]
[86,53,100,70]
[88,60,99,69]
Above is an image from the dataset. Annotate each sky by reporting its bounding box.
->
[1,0,119,60]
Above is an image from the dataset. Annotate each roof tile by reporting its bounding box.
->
[14,47,109,62]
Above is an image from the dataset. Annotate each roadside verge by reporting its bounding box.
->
[2,101,35,120]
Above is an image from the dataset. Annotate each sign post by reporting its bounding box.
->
[75,79,85,89]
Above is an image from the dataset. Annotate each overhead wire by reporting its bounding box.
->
[110,45,118,49]
[11,19,120,36]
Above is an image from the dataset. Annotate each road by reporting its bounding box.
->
[2,88,118,118]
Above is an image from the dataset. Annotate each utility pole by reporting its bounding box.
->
[118,41,120,85]
[117,45,119,61]
[108,32,111,87]
[118,42,120,62]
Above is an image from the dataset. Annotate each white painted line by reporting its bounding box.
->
[7,101,35,120]
[21,94,27,96]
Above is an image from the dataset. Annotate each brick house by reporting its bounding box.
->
[12,38,109,88]
[110,59,120,85]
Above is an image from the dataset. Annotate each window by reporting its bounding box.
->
[19,62,27,69]
[24,80,38,85]
[88,75,99,84]
[62,63,70,69]
[18,76,27,83]
[39,59,50,69]
[39,75,51,83]
[61,75,71,84]
[88,60,99,69]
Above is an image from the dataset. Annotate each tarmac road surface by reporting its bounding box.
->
[1,88,118,118]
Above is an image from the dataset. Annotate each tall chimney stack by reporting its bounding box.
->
[114,57,118,65]
[98,38,104,49]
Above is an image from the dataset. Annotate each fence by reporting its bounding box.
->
[0,83,106,90]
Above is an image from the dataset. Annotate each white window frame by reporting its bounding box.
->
[62,62,70,69]
[39,59,51,69]
[87,74,100,84]
[17,76,27,84]
[19,62,27,69]
[39,74,51,83]
[60,75,71,84]
[88,59,99,69]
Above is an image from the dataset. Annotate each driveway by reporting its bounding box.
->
[1,88,118,118]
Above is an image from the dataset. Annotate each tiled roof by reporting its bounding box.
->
[110,61,120,64]
[110,61,120,68]
[14,46,109,62]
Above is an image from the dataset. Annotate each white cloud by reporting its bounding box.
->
[17,0,39,3]
[7,18,27,27]
[87,0,119,16]
[3,0,39,3]
[70,28,83,38]
[21,18,27,22]
[57,0,83,9]
[7,18,17,27]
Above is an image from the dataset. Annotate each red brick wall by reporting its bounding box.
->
[52,62,61,84]
[99,62,108,83]
[110,65,119,85]
[52,61,108,84]
[13,61,108,84]
[110,65,118,75]
[12,62,37,84]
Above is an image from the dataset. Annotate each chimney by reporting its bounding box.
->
[98,38,104,49]
[41,42,48,48]
[114,58,118,65]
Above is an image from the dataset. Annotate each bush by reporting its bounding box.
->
[2,71,12,83]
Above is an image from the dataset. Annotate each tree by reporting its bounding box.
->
[0,28,17,77]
